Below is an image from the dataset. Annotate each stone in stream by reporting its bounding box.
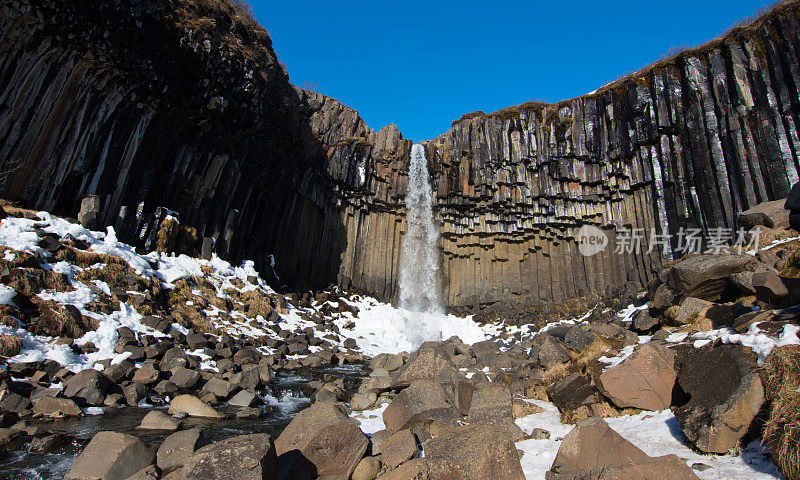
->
[28,433,70,455]
[124,382,149,406]
[275,402,369,480]
[228,390,259,407]
[168,394,223,419]
[32,396,82,418]
[64,431,154,480]
[137,410,179,430]
[182,433,277,480]
[157,428,207,474]
[0,389,31,414]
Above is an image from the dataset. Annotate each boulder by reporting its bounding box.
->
[352,456,381,480]
[380,429,418,469]
[738,200,790,229]
[32,396,82,418]
[533,334,571,368]
[124,382,148,406]
[667,297,712,326]
[132,363,161,385]
[675,345,764,453]
[64,431,154,480]
[597,342,676,411]
[170,367,201,390]
[229,390,258,407]
[168,394,223,419]
[137,410,179,431]
[752,271,790,306]
[467,384,524,441]
[0,335,22,357]
[183,434,276,480]
[78,195,101,229]
[546,373,600,414]
[383,380,460,434]
[0,389,31,414]
[275,402,369,480]
[423,424,525,480]
[666,254,755,300]
[376,458,468,480]
[63,369,109,406]
[547,417,698,480]
[203,378,236,399]
[157,428,207,474]
[631,309,660,333]
[350,392,377,411]
[391,344,459,388]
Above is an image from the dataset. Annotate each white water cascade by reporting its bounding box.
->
[398,144,443,314]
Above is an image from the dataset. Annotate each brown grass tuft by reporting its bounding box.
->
[0,334,22,357]
[762,345,800,480]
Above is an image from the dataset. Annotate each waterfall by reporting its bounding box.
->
[398,144,443,314]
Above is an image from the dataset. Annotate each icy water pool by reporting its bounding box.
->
[0,365,366,480]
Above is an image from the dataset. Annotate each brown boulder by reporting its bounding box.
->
[33,396,82,418]
[666,254,755,300]
[597,342,676,411]
[183,434,276,480]
[382,381,460,434]
[738,200,790,229]
[157,428,207,474]
[547,417,698,480]
[376,458,468,480]
[675,344,764,453]
[423,424,525,480]
[65,431,154,480]
[380,429,418,469]
[391,344,459,388]
[467,384,524,441]
[275,402,369,480]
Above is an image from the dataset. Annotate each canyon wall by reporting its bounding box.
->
[1,0,800,309]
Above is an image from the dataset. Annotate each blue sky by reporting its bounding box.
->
[255,0,776,142]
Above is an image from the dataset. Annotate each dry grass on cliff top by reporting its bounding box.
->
[453,0,796,128]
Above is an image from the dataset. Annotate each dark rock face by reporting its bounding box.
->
[2,0,800,307]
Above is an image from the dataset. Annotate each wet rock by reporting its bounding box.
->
[168,394,223,419]
[423,424,525,480]
[32,396,82,418]
[383,381,460,434]
[391,344,460,388]
[137,410,179,430]
[675,344,764,453]
[64,431,154,480]
[183,434,277,480]
[229,390,258,407]
[275,402,369,480]
[380,429,418,469]
[157,428,207,474]
[547,417,699,480]
[63,369,109,406]
[597,342,677,411]
[28,433,69,455]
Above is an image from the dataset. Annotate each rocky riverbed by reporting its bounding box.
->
[0,200,799,479]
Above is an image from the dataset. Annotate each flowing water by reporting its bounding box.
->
[0,366,365,480]
[398,144,443,314]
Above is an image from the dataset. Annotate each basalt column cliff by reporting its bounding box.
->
[1,0,800,309]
